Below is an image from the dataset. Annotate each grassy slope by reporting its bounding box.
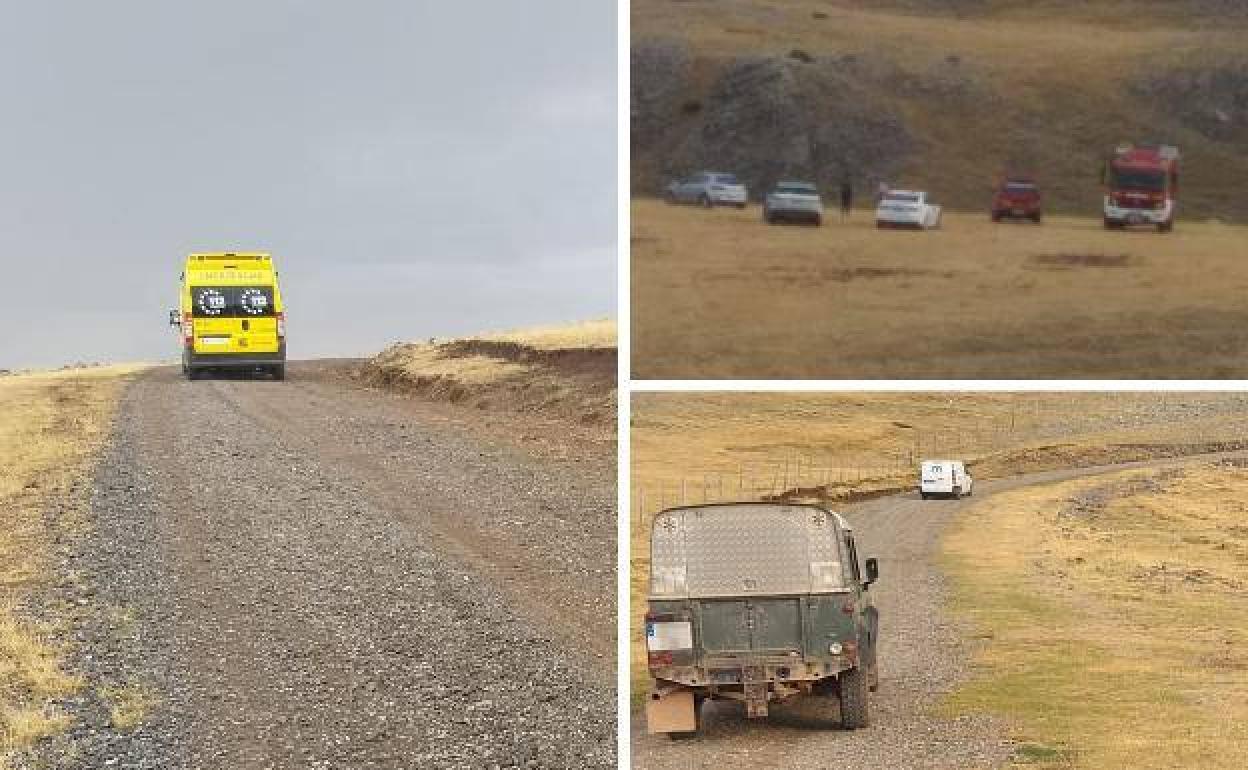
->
[364,319,617,431]
[629,392,1248,702]
[0,367,141,765]
[632,0,1248,220]
[631,201,1248,378]
[941,462,1248,767]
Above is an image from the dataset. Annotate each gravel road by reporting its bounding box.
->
[35,363,615,769]
[631,453,1246,769]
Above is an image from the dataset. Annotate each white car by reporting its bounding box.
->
[763,180,823,225]
[665,171,748,208]
[876,190,942,229]
[919,460,973,500]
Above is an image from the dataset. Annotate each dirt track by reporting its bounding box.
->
[40,362,615,769]
[631,451,1244,769]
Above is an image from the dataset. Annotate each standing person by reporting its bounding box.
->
[839,180,854,221]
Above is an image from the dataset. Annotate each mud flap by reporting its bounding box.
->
[646,688,696,734]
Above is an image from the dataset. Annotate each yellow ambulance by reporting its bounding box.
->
[169,252,286,380]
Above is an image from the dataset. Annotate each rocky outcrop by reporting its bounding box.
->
[632,43,997,198]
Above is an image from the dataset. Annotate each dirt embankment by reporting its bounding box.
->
[361,320,616,432]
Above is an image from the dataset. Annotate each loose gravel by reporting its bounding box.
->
[22,364,615,770]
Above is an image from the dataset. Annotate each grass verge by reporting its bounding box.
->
[0,366,143,764]
[939,461,1248,768]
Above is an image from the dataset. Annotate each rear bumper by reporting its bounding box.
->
[993,206,1040,217]
[710,190,748,205]
[767,206,822,221]
[184,343,286,369]
[651,658,851,688]
[1104,200,1172,225]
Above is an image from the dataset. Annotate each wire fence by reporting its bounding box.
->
[631,410,1248,530]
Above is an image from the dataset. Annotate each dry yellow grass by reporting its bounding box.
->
[633,1,1242,75]
[477,318,616,350]
[0,366,143,762]
[629,392,1248,702]
[632,200,1248,377]
[940,462,1248,767]
[99,682,156,731]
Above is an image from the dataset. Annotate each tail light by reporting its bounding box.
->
[182,313,193,346]
[648,650,675,667]
[276,311,286,338]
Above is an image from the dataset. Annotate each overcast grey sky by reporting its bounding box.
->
[0,1,616,369]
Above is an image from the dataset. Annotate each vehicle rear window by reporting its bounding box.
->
[776,184,816,195]
[190,285,275,318]
[1004,182,1037,193]
[884,193,919,203]
[1110,168,1166,190]
[711,174,739,185]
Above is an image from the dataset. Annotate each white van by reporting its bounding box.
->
[919,460,973,500]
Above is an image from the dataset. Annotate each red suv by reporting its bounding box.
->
[991,178,1042,223]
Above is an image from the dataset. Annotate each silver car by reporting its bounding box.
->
[665,171,748,208]
[764,180,823,225]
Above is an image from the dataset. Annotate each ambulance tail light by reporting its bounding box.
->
[276,312,286,339]
[182,313,194,345]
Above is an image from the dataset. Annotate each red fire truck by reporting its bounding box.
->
[1102,143,1179,232]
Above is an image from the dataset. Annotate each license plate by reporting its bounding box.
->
[1127,213,1143,224]
[198,336,229,345]
[646,621,693,651]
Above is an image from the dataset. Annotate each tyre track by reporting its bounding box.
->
[203,372,615,664]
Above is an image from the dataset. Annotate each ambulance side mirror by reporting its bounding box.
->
[863,558,879,589]
[168,309,181,327]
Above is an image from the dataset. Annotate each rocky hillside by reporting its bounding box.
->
[632,1,1248,219]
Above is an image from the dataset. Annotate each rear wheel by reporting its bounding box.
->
[991,211,1002,222]
[1032,213,1042,224]
[1158,220,1173,233]
[699,194,712,209]
[272,365,286,381]
[920,492,930,500]
[735,202,746,209]
[838,667,870,729]
[812,215,822,227]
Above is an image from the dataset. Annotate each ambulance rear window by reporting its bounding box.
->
[190,286,275,318]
